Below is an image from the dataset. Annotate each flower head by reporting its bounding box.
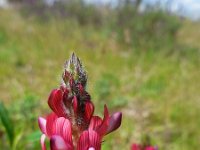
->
[38,53,122,150]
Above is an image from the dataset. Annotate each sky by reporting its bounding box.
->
[0,0,200,20]
[85,0,200,20]
[143,0,200,20]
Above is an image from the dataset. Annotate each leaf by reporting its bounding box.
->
[0,102,15,147]
[12,130,23,150]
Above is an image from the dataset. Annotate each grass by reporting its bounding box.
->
[0,9,199,149]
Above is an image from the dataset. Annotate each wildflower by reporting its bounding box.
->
[38,53,122,150]
[131,143,158,150]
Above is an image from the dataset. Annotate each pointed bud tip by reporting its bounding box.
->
[63,53,87,87]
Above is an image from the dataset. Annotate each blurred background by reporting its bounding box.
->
[0,0,199,149]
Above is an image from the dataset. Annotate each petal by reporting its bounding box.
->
[72,96,78,114]
[84,101,94,123]
[77,131,89,150]
[88,130,101,150]
[89,116,102,130]
[63,89,72,107]
[40,134,47,150]
[96,105,109,137]
[145,146,157,150]
[131,144,142,150]
[50,135,73,150]
[53,117,73,145]
[77,130,101,150]
[106,112,122,134]
[46,113,58,136]
[78,83,84,95]
[38,117,47,134]
[48,89,68,117]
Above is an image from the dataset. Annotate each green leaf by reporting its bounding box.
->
[0,102,15,147]
[12,130,23,150]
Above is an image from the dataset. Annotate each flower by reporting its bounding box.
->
[38,112,101,150]
[131,143,158,150]
[38,113,73,150]
[38,53,122,150]
[38,105,122,150]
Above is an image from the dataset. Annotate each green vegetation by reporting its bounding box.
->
[0,2,200,149]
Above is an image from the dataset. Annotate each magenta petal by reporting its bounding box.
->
[50,135,72,150]
[53,117,73,146]
[48,89,67,117]
[38,117,47,134]
[131,144,143,150]
[88,130,101,150]
[96,105,109,137]
[77,131,89,150]
[84,101,94,123]
[106,112,122,134]
[40,134,47,150]
[89,116,102,130]
[77,130,101,150]
[46,113,58,136]
[145,146,157,150]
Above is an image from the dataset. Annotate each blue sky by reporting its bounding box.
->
[85,0,200,20]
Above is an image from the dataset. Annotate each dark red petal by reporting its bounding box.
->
[50,135,73,150]
[40,134,47,150]
[106,112,122,134]
[96,105,109,137]
[78,84,84,95]
[77,130,101,150]
[46,113,58,137]
[48,89,68,117]
[84,101,94,123]
[38,117,47,134]
[63,89,72,107]
[52,117,73,146]
[89,116,102,130]
[72,96,78,114]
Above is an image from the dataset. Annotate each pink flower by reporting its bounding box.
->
[38,113,73,150]
[131,144,158,150]
[38,53,122,150]
[38,113,100,150]
[38,105,122,150]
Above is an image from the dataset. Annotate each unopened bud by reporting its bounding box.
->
[62,53,87,88]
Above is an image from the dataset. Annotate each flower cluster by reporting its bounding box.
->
[38,53,122,150]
